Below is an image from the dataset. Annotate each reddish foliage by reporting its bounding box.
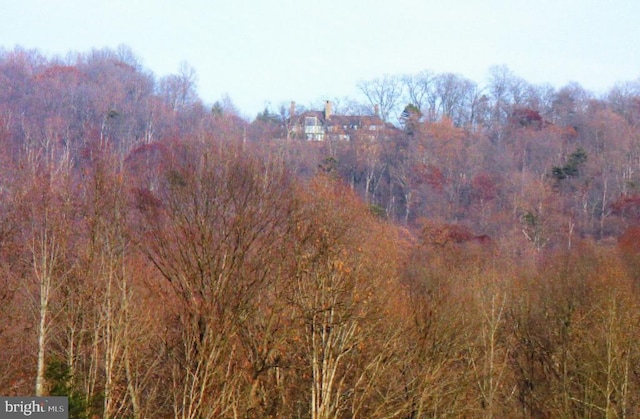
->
[511,108,543,128]
[34,65,84,82]
[473,234,493,245]
[425,165,446,191]
[124,142,169,174]
[421,221,492,247]
[132,187,163,215]
[471,172,497,201]
[561,125,579,140]
[611,194,640,221]
[618,225,640,255]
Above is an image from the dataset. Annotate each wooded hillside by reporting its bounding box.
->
[1,46,640,418]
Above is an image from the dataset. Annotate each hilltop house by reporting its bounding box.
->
[290,101,391,141]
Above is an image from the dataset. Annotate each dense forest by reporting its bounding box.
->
[1,45,640,418]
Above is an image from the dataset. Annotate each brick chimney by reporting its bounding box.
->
[324,100,332,120]
[374,104,380,117]
[290,101,296,120]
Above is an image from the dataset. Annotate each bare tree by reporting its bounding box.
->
[21,161,75,397]
[285,178,400,418]
[433,73,477,126]
[158,61,199,112]
[133,138,295,418]
[358,74,403,122]
[402,70,435,114]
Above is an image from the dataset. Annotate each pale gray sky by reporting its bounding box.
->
[2,0,639,117]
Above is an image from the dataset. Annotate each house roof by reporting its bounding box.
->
[294,111,388,129]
